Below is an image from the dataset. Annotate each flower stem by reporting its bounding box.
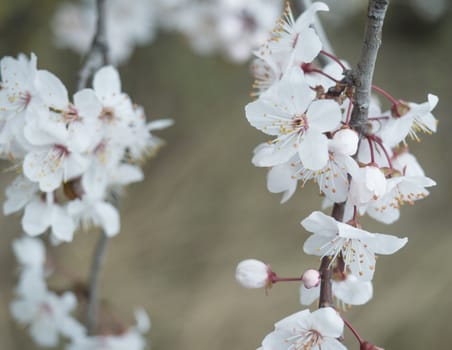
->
[85,231,109,334]
[78,0,109,90]
[320,50,346,71]
[371,84,400,107]
[272,276,303,283]
[79,0,110,334]
[342,316,365,344]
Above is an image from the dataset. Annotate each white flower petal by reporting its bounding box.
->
[298,131,329,170]
[95,201,120,236]
[311,307,344,338]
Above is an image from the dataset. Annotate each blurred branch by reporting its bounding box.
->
[77,0,109,90]
[79,0,110,335]
[85,231,109,334]
[349,0,389,132]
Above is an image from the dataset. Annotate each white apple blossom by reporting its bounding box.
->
[379,94,438,146]
[263,2,329,66]
[246,68,342,170]
[302,211,407,280]
[366,174,436,224]
[260,307,346,350]
[1,59,171,241]
[11,287,85,347]
[0,54,41,158]
[266,128,359,204]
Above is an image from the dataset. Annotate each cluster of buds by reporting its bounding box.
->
[236,2,437,349]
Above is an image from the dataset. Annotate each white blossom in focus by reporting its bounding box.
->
[302,211,407,280]
[246,68,342,170]
[260,307,346,350]
[380,94,438,146]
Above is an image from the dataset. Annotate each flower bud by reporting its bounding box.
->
[235,259,271,288]
[329,129,359,156]
[301,269,320,289]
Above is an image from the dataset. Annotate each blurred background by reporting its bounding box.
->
[0,0,451,349]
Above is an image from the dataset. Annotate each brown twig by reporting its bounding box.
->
[349,0,390,133]
[318,202,344,308]
[77,0,109,90]
[318,0,390,309]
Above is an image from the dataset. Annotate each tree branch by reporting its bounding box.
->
[349,0,390,132]
[318,0,389,309]
[78,0,110,334]
[85,231,109,334]
[77,0,109,90]
[319,202,344,308]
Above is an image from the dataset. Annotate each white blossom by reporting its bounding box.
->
[260,307,346,350]
[246,68,342,170]
[302,211,407,280]
[53,0,157,64]
[11,289,85,347]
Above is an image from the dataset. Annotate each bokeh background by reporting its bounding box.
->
[0,1,451,349]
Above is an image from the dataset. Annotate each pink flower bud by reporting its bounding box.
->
[301,269,320,289]
[235,259,271,288]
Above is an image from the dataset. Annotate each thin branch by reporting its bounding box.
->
[77,0,109,90]
[318,202,344,308]
[318,0,390,309]
[349,0,390,132]
[85,231,109,334]
[79,0,110,334]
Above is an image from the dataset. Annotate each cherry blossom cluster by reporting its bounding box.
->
[0,53,172,243]
[53,0,284,64]
[168,0,283,62]
[236,2,438,349]
[53,0,164,64]
[11,236,150,349]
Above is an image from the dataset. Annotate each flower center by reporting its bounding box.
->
[287,329,323,350]
[292,114,309,133]
[100,107,115,122]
